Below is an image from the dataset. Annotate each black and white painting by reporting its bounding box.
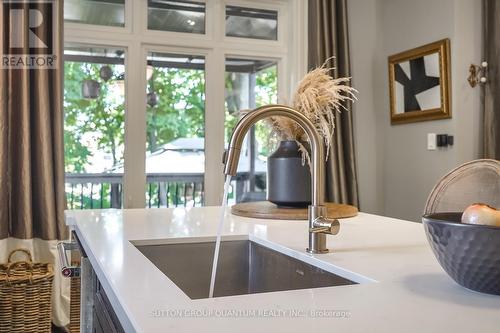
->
[388,39,451,124]
[393,53,440,114]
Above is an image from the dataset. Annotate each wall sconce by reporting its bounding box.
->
[467,61,488,87]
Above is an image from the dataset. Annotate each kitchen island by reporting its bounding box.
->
[65,207,500,333]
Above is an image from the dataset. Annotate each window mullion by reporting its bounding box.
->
[122,0,147,208]
[123,42,147,208]
[204,49,226,206]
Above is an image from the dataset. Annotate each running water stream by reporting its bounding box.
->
[208,175,232,298]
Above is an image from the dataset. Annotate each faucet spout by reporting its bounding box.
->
[223,104,339,253]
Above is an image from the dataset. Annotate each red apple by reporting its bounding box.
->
[461,203,500,227]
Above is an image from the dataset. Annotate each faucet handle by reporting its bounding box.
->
[309,217,340,235]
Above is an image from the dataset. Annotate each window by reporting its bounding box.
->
[64,0,306,209]
[64,45,126,209]
[225,6,278,40]
[64,0,126,27]
[224,58,277,204]
[148,0,206,34]
[145,52,206,207]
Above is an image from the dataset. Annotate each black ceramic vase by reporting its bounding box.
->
[267,140,311,207]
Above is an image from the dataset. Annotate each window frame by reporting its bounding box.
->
[64,0,307,208]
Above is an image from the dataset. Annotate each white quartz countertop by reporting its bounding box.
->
[65,207,500,333]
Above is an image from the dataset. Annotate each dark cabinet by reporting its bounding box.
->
[92,269,125,333]
[71,230,126,333]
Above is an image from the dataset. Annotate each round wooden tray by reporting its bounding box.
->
[231,201,358,220]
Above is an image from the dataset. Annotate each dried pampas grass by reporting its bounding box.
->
[269,58,357,164]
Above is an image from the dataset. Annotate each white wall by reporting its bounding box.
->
[348,0,384,215]
[348,0,482,222]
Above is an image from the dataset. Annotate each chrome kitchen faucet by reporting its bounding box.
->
[223,104,340,253]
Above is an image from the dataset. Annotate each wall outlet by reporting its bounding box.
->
[427,133,437,150]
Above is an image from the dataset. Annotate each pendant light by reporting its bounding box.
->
[82,49,101,99]
[100,65,113,82]
[82,79,100,99]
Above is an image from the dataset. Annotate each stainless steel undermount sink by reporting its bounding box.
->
[134,240,356,299]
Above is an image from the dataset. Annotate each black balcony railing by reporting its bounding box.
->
[65,172,263,209]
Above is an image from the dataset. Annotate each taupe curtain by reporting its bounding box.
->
[308,0,359,206]
[0,1,67,240]
[483,0,500,159]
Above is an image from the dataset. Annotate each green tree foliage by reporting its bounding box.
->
[255,66,278,106]
[64,62,124,172]
[146,67,205,152]
[65,61,277,172]
[64,60,276,208]
[254,66,278,156]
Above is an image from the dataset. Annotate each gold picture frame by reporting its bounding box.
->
[388,39,451,125]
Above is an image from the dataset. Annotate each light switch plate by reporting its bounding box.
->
[427,133,437,150]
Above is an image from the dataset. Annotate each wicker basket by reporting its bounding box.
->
[0,249,54,333]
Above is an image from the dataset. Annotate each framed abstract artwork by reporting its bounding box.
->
[388,39,451,125]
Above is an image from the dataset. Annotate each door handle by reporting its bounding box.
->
[57,241,81,278]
